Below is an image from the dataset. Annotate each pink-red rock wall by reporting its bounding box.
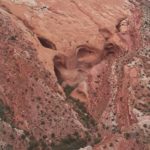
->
[0,0,149,150]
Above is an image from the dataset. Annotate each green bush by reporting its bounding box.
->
[28,136,49,150]
[67,97,97,128]
[0,99,13,124]
[28,138,39,150]
[0,101,5,118]
[51,135,87,150]
[6,144,13,150]
[124,133,130,140]
[64,85,75,97]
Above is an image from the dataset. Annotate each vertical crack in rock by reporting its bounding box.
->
[104,43,120,56]
[53,55,66,85]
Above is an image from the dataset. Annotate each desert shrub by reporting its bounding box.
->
[27,135,49,150]
[67,97,97,128]
[0,99,13,124]
[0,100,5,118]
[28,137,39,150]
[6,144,13,150]
[51,135,87,150]
[64,85,75,97]
[94,137,101,145]
[124,133,131,139]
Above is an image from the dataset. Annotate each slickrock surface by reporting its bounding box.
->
[0,0,149,150]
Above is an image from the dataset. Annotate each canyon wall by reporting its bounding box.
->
[0,0,149,150]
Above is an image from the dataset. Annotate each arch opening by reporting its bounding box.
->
[38,37,56,50]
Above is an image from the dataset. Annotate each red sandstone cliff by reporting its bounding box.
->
[0,0,149,150]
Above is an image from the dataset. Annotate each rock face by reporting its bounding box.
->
[0,0,149,150]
